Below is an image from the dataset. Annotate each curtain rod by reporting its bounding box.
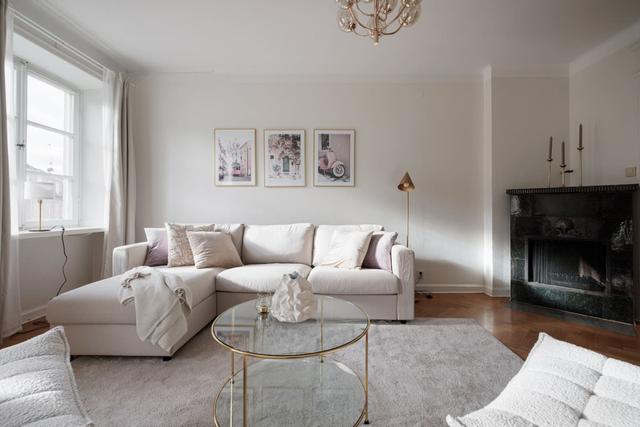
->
[10,8,108,79]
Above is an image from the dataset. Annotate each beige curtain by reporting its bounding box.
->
[102,71,136,278]
[0,0,9,343]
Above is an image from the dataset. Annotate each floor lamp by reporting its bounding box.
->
[397,172,415,247]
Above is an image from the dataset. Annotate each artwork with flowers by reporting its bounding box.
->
[264,129,305,187]
[214,129,256,186]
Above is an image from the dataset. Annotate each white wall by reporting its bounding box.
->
[133,74,486,286]
[18,232,103,322]
[570,47,640,185]
[488,77,570,295]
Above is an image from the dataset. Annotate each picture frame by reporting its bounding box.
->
[264,129,306,187]
[213,128,256,186]
[313,129,355,187]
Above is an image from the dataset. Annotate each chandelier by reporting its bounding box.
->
[336,0,421,45]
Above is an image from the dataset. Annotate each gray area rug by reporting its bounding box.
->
[72,319,522,426]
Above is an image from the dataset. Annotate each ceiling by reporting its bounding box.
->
[22,0,640,78]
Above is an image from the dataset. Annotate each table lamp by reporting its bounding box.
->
[24,181,56,232]
[397,172,415,246]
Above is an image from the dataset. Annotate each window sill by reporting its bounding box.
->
[16,226,104,240]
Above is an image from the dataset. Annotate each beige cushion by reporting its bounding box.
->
[216,263,312,293]
[166,223,214,267]
[308,266,399,295]
[214,223,244,255]
[320,230,373,269]
[187,231,243,269]
[47,266,222,325]
[242,224,314,265]
[312,224,383,266]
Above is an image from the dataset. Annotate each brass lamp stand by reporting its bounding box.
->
[397,172,415,247]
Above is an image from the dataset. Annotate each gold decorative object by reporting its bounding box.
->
[559,141,573,187]
[397,172,415,247]
[336,0,422,45]
[547,136,553,188]
[577,123,584,187]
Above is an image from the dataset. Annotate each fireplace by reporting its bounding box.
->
[507,184,638,326]
[527,238,607,293]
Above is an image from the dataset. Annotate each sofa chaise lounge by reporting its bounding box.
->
[47,224,415,358]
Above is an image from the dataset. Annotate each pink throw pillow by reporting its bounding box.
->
[362,231,397,271]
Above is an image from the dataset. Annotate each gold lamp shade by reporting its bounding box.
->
[397,172,415,192]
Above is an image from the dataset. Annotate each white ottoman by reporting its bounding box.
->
[447,332,640,427]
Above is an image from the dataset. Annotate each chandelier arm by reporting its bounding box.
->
[348,7,375,31]
[384,4,407,28]
[381,20,405,36]
[354,1,375,17]
[352,28,371,37]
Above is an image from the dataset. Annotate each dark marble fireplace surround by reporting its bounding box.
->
[507,185,638,325]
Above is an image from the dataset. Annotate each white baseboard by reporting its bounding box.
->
[487,287,511,297]
[21,305,47,324]
[416,283,485,293]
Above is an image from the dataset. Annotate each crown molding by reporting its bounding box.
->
[570,19,640,76]
[491,64,568,78]
[129,70,485,84]
[12,0,130,72]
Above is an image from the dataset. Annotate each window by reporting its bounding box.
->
[14,60,80,228]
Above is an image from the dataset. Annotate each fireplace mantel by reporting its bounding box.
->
[506,184,638,195]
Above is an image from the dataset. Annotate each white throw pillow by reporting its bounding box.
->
[187,231,243,269]
[0,326,92,426]
[166,223,215,267]
[320,230,373,269]
[312,224,383,266]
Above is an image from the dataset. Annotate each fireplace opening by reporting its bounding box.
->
[527,238,607,293]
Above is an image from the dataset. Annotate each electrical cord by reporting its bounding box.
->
[52,225,68,297]
[14,226,67,335]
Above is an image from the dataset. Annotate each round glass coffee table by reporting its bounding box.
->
[211,295,370,427]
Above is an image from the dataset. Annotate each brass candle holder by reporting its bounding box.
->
[577,123,584,187]
[560,163,574,187]
[577,145,584,187]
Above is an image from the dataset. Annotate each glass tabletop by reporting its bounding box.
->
[211,295,369,358]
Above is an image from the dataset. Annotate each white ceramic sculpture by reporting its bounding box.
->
[270,272,317,323]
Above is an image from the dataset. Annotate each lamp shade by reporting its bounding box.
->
[24,181,56,200]
[397,172,415,192]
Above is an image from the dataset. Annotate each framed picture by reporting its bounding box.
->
[314,129,355,187]
[264,129,306,187]
[214,129,256,186]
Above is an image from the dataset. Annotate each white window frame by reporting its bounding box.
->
[14,58,82,229]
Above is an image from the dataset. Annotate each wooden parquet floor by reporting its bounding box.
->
[415,292,640,364]
[3,293,640,365]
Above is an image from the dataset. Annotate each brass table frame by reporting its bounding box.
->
[211,299,371,427]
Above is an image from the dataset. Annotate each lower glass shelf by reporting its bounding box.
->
[214,358,365,427]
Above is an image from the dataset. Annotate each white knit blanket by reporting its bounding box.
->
[119,267,193,352]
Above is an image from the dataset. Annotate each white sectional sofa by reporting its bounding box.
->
[47,224,415,358]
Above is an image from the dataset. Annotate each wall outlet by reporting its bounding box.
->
[625,166,637,178]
